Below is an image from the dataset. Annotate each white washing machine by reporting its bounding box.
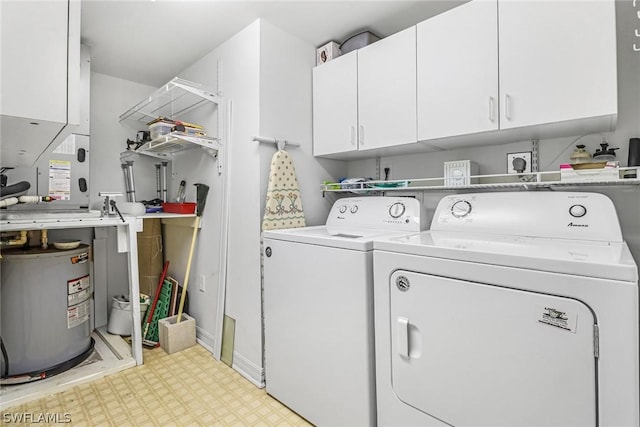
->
[263,196,427,426]
[373,192,638,427]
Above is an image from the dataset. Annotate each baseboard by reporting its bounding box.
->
[196,328,265,388]
[232,351,265,388]
[195,326,217,358]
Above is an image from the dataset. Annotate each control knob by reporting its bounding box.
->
[451,200,472,218]
[338,205,347,214]
[569,204,587,218]
[350,205,358,214]
[389,202,406,218]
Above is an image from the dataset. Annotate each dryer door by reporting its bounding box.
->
[389,270,597,427]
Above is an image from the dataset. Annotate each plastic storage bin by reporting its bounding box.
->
[162,202,196,214]
[340,31,381,54]
[149,122,174,140]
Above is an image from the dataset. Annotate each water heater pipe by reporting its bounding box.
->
[0,230,27,247]
[41,229,48,249]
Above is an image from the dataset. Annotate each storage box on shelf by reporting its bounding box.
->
[148,118,207,140]
[162,202,196,214]
[149,121,174,140]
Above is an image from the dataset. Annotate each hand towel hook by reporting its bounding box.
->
[277,140,286,151]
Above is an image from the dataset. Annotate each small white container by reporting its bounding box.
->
[444,160,478,186]
[316,41,341,66]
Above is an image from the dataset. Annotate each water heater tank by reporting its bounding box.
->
[1,244,93,379]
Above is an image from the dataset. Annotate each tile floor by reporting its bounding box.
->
[2,345,311,426]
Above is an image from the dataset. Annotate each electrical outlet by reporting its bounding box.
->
[507,152,532,174]
[199,274,206,292]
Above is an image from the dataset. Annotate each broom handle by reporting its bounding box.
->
[176,216,200,322]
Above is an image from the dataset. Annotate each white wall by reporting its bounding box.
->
[347,0,640,261]
[90,72,158,208]
[258,21,347,228]
[173,19,348,385]
[90,72,160,323]
[177,21,263,381]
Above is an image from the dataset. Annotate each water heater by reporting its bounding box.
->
[1,244,94,382]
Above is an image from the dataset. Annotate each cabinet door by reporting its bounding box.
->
[417,0,499,141]
[498,0,617,130]
[358,27,417,150]
[0,0,80,167]
[312,52,358,156]
[0,0,68,123]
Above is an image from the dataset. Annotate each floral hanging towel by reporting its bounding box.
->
[262,149,306,230]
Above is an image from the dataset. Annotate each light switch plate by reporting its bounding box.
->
[507,152,532,174]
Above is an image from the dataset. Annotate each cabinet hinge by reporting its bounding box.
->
[593,324,600,358]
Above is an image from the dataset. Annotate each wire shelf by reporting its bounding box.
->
[321,168,640,193]
[121,132,220,159]
[118,77,221,123]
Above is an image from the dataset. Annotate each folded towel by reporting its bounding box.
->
[262,150,306,230]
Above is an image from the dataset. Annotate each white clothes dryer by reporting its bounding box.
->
[373,192,638,427]
[263,196,427,426]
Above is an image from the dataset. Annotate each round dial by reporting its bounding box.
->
[389,202,406,218]
[338,205,347,214]
[350,205,358,214]
[451,200,472,218]
[569,204,587,218]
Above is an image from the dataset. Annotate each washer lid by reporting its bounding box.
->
[374,230,638,282]
[263,225,409,251]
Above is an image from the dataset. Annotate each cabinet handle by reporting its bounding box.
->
[350,126,356,146]
[505,94,512,121]
[359,125,364,146]
[489,96,495,122]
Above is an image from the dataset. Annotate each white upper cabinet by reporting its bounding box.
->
[0,0,80,167]
[358,26,417,151]
[313,27,418,157]
[312,0,618,158]
[313,51,358,156]
[417,0,499,141]
[498,0,617,130]
[418,0,617,146]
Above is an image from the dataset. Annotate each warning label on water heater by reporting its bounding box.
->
[68,300,90,329]
[538,307,577,333]
[68,275,91,306]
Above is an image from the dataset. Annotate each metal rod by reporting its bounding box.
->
[161,161,168,203]
[125,161,136,202]
[252,136,300,148]
[155,164,162,199]
[121,164,132,203]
